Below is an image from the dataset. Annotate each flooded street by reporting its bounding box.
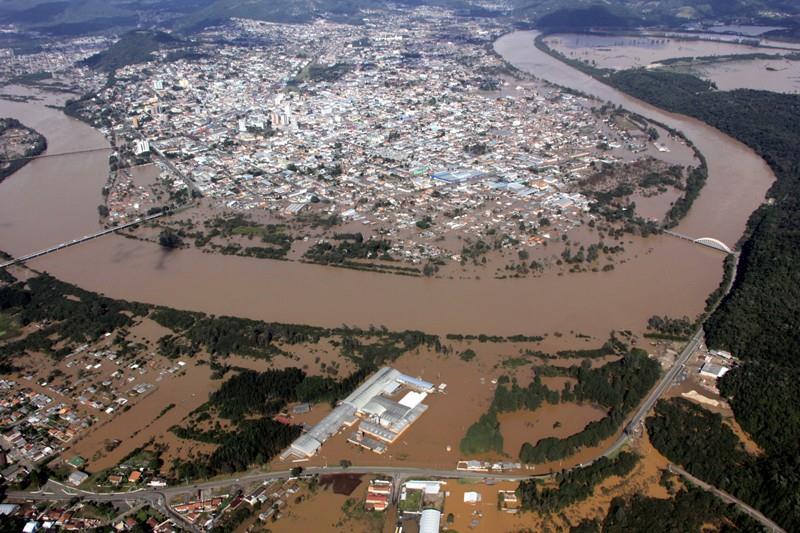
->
[495,31,773,247]
[0,33,773,340]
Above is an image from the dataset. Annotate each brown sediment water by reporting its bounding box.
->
[0,87,109,253]
[65,362,217,473]
[498,402,608,457]
[0,33,773,339]
[693,57,800,93]
[494,31,773,246]
[543,33,786,71]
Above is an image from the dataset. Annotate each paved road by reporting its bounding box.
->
[669,464,786,533]
[8,465,533,503]
[3,328,710,529]
[8,466,534,530]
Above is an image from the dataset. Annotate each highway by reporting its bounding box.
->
[2,323,712,530]
[619,328,704,445]
[7,466,535,531]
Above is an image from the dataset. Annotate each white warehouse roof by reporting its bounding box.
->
[399,391,427,409]
[420,509,442,533]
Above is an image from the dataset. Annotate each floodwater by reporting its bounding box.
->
[693,57,800,93]
[0,87,108,254]
[0,33,772,340]
[495,31,773,247]
[699,25,787,37]
[67,361,217,473]
[544,33,781,70]
[498,402,608,457]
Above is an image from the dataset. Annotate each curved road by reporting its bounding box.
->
[669,464,786,533]
[1,27,772,533]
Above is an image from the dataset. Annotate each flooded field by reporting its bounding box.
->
[542,31,800,94]
[270,477,385,533]
[498,402,608,457]
[698,25,787,36]
[690,57,800,93]
[66,361,217,473]
[0,61,763,342]
[440,433,671,531]
[543,33,782,70]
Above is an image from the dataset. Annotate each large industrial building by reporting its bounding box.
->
[281,367,437,460]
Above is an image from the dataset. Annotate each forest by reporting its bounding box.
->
[150,305,443,368]
[81,30,183,72]
[519,349,660,463]
[601,70,800,367]
[603,64,800,533]
[571,487,763,532]
[647,398,800,531]
[208,366,374,420]
[517,452,638,513]
[460,348,660,462]
[535,42,800,530]
[170,366,373,478]
[0,274,148,362]
[718,362,800,457]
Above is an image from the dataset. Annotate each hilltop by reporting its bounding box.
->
[81,30,184,72]
[1,0,799,36]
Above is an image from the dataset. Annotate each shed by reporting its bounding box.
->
[420,509,441,533]
[67,470,89,487]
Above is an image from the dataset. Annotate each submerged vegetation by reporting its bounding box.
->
[460,347,660,462]
[518,452,638,513]
[170,367,373,478]
[538,35,800,530]
[0,270,448,480]
[0,118,47,182]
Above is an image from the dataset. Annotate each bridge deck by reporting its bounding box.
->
[0,212,166,269]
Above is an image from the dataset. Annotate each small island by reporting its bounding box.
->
[0,117,47,183]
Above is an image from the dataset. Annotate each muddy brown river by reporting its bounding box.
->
[0,33,774,337]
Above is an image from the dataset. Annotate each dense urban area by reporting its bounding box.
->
[1,0,799,532]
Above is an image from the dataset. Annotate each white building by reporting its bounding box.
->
[133,139,150,155]
[282,367,436,459]
[700,362,730,379]
[419,509,441,533]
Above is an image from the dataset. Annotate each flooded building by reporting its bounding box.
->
[282,366,437,459]
[420,509,442,533]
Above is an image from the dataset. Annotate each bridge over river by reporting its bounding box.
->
[663,229,733,253]
[0,212,166,269]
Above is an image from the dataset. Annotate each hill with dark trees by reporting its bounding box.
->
[2,0,798,36]
[82,30,184,72]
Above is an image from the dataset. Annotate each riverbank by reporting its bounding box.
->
[0,117,47,183]
[0,58,752,340]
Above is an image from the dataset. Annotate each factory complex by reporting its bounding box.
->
[282,367,440,460]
